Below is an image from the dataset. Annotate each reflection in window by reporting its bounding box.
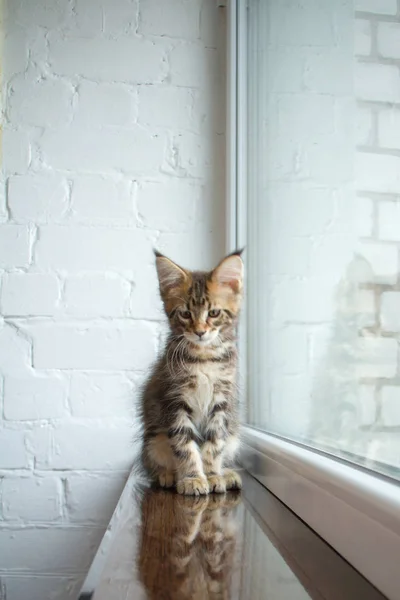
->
[245,0,400,479]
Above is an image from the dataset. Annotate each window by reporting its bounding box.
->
[228,2,400,598]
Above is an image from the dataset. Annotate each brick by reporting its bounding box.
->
[71,176,134,222]
[157,230,218,271]
[356,241,398,284]
[356,106,374,146]
[381,292,400,332]
[356,152,400,194]
[0,324,31,376]
[381,386,400,426]
[138,85,197,131]
[65,473,127,523]
[27,28,48,68]
[1,273,60,317]
[1,577,80,600]
[74,81,135,127]
[4,375,67,420]
[303,49,353,95]
[0,224,30,268]
[356,290,376,328]
[170,45,217,88]
[137,180,198,231]
[29,321,157,370]
[68,0,102,35]
[14,0,71,28]
[356,196,374,237]
[0,430,29,468]
[40,126,165,174]
[275,93,335,138]
[355,19,372,57]
[355,63,400,103]
[271,327,308,375]
[3,26,29,81]
[268,1,337,46]
[2,128,30,174]
[269,374,310,434]
[378,23,400,59]
[358,386,376,426]
[0,527,102,573]
[50,37,167,83]
[356,337,397,378]
[64,274,130,317]
[35,226,152,272]
[8,72,73,127]
[378,201,400,241]
[165,132,211,179]
[69,372,135,417]
[8,173,68,222]
[29,422,135,470]
[129,264,164,320]
[102,0,138,34]
[378,109,400,150]
[355,0,397,14]
[2,477,62,521]
[271,126,352,185]
[269,182,335,236]
[269,236,310,277]
[260,47,305,94]
[139,0,200,39]
[272,278,334,324]
[70,0,137,36]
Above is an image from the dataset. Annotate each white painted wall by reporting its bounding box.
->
[0,1,226,598]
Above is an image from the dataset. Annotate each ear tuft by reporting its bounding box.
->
[155,254,187,296]
[212,254,243,293]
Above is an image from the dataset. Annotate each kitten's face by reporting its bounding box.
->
[155,252,244,347]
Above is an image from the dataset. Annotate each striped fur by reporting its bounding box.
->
[139,251,243,495]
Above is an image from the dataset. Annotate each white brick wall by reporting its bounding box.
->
[0,1,226,599]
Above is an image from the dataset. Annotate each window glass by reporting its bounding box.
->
[244,0,400,480]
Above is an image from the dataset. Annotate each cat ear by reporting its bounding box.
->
[212,251,244,293]
[155,251,187,296]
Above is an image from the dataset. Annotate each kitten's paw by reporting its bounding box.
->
[224,469,242,490]
[207,474,226,494]
[158,470,175,489]
[176,476,209,496]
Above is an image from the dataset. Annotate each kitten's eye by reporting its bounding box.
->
[208,309,221,318]
[180,310,192,319]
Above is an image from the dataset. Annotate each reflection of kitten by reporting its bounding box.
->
[137,489,240,600]
[139,251,244,496]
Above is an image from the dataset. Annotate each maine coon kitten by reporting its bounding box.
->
[139,250,243,496]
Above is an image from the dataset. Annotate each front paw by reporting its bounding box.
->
[176,476,209,496]
[207,474,226,494]
[158,470,175,489]
[224,469,242,490]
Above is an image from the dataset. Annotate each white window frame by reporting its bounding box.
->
[227,2,400,599]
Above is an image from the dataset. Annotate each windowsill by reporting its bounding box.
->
[241,425,400,600]
[78,468,384,600]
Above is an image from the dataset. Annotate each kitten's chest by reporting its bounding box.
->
[186,364,222,426]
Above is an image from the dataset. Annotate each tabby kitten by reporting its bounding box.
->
[139,250,243,496]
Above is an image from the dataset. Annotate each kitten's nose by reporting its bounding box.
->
[195,331,205,339]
